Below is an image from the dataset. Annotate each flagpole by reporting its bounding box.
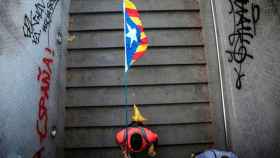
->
[123,0,128,72]
[122,0,129,124]
[123,1,130,157]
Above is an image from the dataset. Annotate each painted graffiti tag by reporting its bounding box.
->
[22,0,59,45]
[33,48,54,158]
[226,0,260,89]
[43,0,60,32]
[22,0,45,45]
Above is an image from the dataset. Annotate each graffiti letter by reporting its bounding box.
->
[43,57,53,74]
[38,96,47,120]
[36,113,48,143]
[234,67,245,89]
[22,13,33,38]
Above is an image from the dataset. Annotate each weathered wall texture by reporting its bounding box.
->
[213,0,280,157]
[0,0,70,158]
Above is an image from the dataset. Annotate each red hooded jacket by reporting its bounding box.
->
[115,127,158,153]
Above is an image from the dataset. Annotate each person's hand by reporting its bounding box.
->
[191,153,196,158]
[122,149,130,158]
[148,144,157,157]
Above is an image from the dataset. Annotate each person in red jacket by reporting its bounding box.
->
[116,105,159,158]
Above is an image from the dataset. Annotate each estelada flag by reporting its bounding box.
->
[123,0,148,72]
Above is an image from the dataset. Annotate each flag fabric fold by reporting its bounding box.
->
[123,0,148,72]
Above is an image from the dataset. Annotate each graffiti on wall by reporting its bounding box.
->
[226,0,260,89]
[22,0,60,45]
[33,48,55,158]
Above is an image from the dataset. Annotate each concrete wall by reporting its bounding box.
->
[0,0,70,158]
[212,0,280,157]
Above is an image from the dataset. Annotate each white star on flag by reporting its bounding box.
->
[126,24,138,47]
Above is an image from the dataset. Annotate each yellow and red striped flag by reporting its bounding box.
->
[123,0,148,72]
